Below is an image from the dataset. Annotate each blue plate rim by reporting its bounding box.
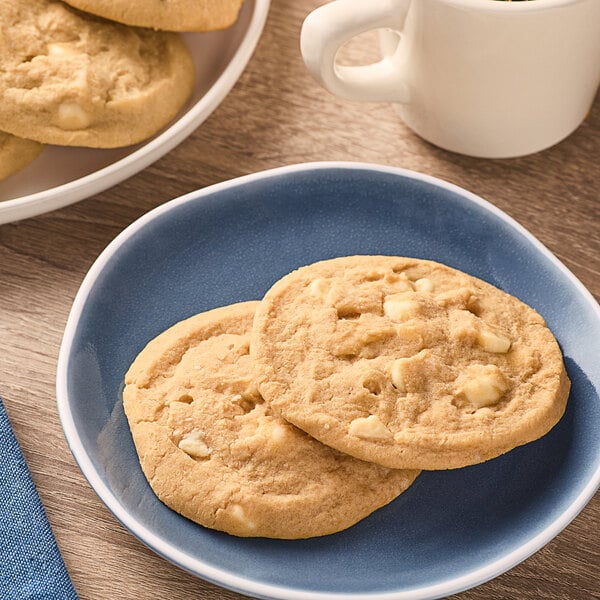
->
[56,161,600,600]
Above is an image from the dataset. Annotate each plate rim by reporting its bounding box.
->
[56,161,600,600]
[0,0,271,226]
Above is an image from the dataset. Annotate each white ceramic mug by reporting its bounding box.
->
[301,0,600,158]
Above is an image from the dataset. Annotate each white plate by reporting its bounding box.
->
[0,0,270,225]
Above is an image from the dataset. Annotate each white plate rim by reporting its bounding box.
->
[56,161,600,600]
[0,0,271,226]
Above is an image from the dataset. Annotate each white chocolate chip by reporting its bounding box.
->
[455,364,508,409]
[477,328,511,353]
[56,102,91,130]
[228,504,256,530]
[271,423,288,444]
[308,278,328,297]
[390,358,409,392]
[47,43,77,57]
[414,278,434,293]
[450,310,511,353]
[383,294,420,322]
[389,349,430,392]
[348,415,393,440]
[461,379,502,407]
[178,430,211,458]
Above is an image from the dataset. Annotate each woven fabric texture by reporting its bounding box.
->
[0,397,78,600]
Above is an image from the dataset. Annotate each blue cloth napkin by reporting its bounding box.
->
[0,397,78,600]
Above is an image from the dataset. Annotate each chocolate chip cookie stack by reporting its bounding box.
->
[0,0,244,180]
[123,255,570,539]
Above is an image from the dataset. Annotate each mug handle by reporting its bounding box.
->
[301,0,411,103]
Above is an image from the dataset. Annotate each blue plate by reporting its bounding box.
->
[57,162,600,599]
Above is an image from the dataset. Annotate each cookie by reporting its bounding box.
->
[61,0,244,32]
[0,0,195,148]
[251,256,570,470]
[0,131,43,180]
[123,301,419,539]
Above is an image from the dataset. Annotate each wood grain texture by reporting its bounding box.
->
[1,0,599,598]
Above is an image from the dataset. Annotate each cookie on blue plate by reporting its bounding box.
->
[123,301,419,539]
[251,255,570,470]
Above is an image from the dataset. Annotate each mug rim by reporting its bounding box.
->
[438,0,584,12]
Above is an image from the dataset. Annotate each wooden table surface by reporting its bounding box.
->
[1,1,599,598]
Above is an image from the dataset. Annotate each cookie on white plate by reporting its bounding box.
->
[61,0,245,32]
[0,0,195,148]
